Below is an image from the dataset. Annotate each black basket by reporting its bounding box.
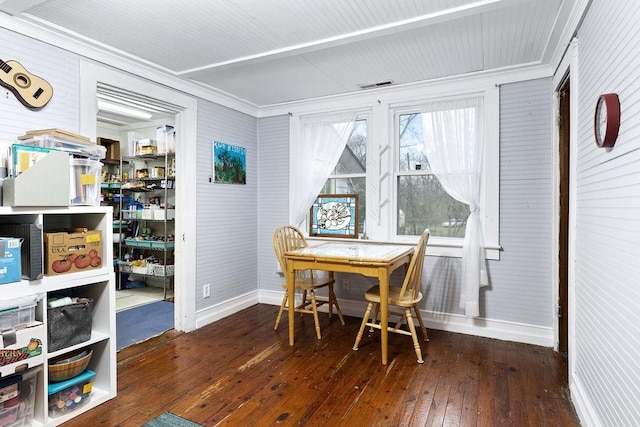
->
[47,298,93,353]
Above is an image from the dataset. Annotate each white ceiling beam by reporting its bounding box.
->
[178,0,533,78]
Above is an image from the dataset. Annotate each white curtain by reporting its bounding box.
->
[290,112,357,228]
[421,96,489,318]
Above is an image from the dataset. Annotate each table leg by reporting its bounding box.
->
[286,263,296,346]
[379,267,389,365]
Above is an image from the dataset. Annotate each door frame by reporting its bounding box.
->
[79,60,198,332]
[552,39,578,380]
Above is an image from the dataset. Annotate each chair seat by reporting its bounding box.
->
[364,285,423,307]
[280,276,334,291]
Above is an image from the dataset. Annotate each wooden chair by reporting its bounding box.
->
[273,225,345,339]
[353,229,430,363]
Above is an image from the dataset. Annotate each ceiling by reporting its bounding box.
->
[0,0,575,108]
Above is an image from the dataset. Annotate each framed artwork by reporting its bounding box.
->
[309,193,359,238]
[213,141,246,184]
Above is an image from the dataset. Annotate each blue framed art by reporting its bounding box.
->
[213,141,246,184]
[309,194,359,238]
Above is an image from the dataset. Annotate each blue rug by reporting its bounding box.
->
[116,301,174,350]
[143,412,202,427]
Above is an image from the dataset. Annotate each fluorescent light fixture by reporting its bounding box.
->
[97,100,153,119]
[97,93,170,113]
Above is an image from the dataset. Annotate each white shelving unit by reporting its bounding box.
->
[0,206,116,426]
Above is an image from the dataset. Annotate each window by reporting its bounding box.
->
[320,118,367,236]
[396,111,470,238]
[294,85,499,258]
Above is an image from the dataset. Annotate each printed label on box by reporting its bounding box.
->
[0,238,22,285]
[0,338,42,367]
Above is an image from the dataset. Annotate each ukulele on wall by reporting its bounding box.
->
[0,58,53,109]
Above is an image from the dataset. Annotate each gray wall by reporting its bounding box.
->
[195,100,258,310]
[486,78,554,325]
[256,78,555,330]
[257,115,290,293]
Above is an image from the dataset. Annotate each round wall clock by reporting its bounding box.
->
[594,93,620,148]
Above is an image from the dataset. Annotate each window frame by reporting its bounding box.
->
[294,85,500,260]
[388,90,500,259]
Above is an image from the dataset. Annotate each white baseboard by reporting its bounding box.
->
[195,290,259,329]
[570,375,599,427]
[258,289,553,347]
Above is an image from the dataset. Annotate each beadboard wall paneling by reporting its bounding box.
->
[0,27,79,142]
[256,115,290,292]
[195,100,258,311]
[570,0,640,425]
[421,78,554,325]
[485,78,554,326]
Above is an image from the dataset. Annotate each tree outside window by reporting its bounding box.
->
[396,113,469,238]
[321,119,367,236]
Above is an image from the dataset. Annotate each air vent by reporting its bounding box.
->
[358,80,394,90]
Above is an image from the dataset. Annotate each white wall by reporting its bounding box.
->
[567,0,640,425]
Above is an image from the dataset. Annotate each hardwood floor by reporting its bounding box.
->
[65,304,580,426]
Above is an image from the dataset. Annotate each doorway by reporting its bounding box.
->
[557,73,570,371]
[95,85,180,349]
[96,84,180,309]
[79,60,199,335]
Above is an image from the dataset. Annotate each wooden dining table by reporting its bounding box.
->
[283,241,414,365]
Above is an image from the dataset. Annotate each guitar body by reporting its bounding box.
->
[0,59,53,109]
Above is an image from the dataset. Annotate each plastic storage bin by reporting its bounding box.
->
[19,135,106,160]
[0,303,36,330]
[70,159,102,206]
[0,366,40,427]
[47,369,95,417]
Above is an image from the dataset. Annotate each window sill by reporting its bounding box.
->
[306,236,501,260]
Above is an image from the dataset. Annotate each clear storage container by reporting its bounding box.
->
[70,159,102,206]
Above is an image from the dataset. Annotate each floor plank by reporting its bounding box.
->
[64,304,581,427]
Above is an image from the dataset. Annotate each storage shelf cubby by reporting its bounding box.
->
[0,206,116,426]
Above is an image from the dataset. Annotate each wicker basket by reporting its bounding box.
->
[48,348,93,382]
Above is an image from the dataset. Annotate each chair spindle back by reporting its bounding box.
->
[273,225,309,278]
[397,229,430,302]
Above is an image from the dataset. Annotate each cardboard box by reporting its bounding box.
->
[0,238,22,285]
[135,139,156,156]
[0,323,45,377]
[44,230,103,276]
[97,137,120,160]
[0,224,43,280]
